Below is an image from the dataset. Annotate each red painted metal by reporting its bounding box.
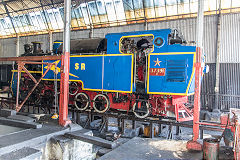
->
[193,47,202,141]
[16,64,21,111]
[0,55,61,61]
[15,62,54,112]
[22,65,37,83]
[203,138,220,159]
[186,140,203,151]
[197,122,227,128]
[137,65,144,81]
[108,93,131,111]
[149,68,166,76]
[59,53,71,127]
[220,114,231,126]
[231,112,240,160]
[187,47,203,150]
[187,0,204,151]
[70,83,193,122]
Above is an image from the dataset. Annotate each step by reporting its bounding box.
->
[0,147,42,160]
[65,130,117,149]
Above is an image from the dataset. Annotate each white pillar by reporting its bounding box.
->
[16,35,20,57]
[49,31,53,51]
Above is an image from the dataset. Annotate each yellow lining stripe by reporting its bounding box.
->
[71,54,126,57]
[10,71,15,95]
[11,70,42,74]
[147,52,196,96]
[119,34,154,54]
[42,54,134,93]
[185,52,196,94]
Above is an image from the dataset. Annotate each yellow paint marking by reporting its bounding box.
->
[154,58,161,66]
[44,60,79,78]
[81,63,85,70]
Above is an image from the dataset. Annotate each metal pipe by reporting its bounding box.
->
[16,35,20,57]
[16,64,20,112]
[134,51,136,90]
[64,0,71,52]
[214,0,222,111]
[197,122,228,128]
[186,0,205,151]
[16,63,54,112]
[49,31,53,51]
[192,0,204,142]
[142,0,148,30]
[0,55,61,62]
[59,0,71,127]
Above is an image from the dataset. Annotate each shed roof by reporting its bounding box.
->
[0,0,239,38]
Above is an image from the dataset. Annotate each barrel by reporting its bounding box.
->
[203,138,220,160]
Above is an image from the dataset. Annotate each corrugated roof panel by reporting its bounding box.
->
[105,0,117,24]
[178,1,191,15]
[166,4,178,16]
[232,0,240,7]
[189,0,198,13]
[221,0,232,9]
[123,0,135,21]
[0,0,239,37]
[114,0,126,21]
[205,0,217,11]
[144,8,155,19]
[132,0,144,19]
[220,13,240,63]
[83,3,92,26]
[154,6,166,17]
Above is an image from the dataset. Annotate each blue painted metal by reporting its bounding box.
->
[148,53,195,95]
[43,55,133,92]
[10,72,18,97]
[41,29,199,95]
[53,40,63,54]
[106,29,171,54]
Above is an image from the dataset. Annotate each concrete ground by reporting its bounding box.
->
[0,123,81,155]
[0,112,234,160]
[95,117,234,160]
[0,114,91,159]
[99,137,233,160]
[99,137,202,160]
[0,124,25,137]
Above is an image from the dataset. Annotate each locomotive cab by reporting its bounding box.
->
[119,35,153,94]
[105,29,193,95]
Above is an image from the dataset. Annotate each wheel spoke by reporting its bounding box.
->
[74,93,89,110]
[93,94,109,113]
[133,101,149,118]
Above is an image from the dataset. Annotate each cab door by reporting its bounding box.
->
[119,34,154,93]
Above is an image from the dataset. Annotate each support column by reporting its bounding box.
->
[214,0,222,111]
[49,31,53,51]
[89,27,94,38]
[142,0,148,31]
[16,35,20,57]
[59,0,71,127]
[187,0,204,151]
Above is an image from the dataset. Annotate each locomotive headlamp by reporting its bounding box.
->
[154,37,164,48]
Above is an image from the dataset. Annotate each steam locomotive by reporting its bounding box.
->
[11,29,206,122]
